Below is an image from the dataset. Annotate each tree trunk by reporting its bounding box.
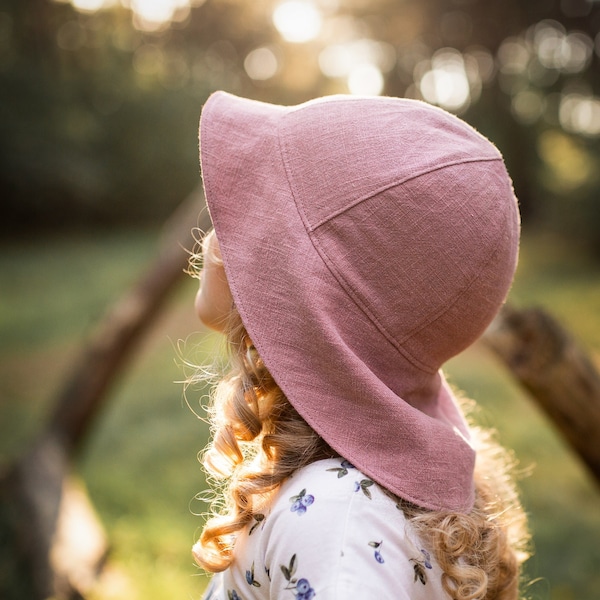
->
[483,304,600,486]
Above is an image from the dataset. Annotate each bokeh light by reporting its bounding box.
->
[319,39,394,78]
[59,0,206,30]
[347,64,384,95]
[559,93,600,136]
[537,129,594,191]
[532,20,593,74]
[465,47,495,83]
[497,37,531,75]
[511,89,546,124]
[127,0,191,31]
[70,0,113,12]
[244,46,281,81]
[272,0,322,43]
[417,48,473,113]
[318,38,394,95]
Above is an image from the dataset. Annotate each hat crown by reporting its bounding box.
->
[282,97,501,229]
[279,97,519,371]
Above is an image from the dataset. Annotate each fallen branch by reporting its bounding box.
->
[483,304,600,485]
[0,188,209,600]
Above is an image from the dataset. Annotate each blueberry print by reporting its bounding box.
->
[354,478,374,499]
[289,488,315,515]
[295,578,316,600]
[245,562,261,588]
[420,549,433,569]
[280,554,316,599]
[368,540,385,564]
[227,590,242,600]
[326,459,356,478]
[410,548,433,585]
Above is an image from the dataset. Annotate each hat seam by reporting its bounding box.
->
[309,231,438,374]
[398,227,512,366]
[307,189,513,374]
[278,122,505,374]
[308,156,503,232]
[276,120,438,374]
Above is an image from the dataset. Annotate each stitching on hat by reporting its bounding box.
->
[275,123,427,374]
[276,117,433,373]
[277,115,513,375]
[399,232,512,362]
[307,179,514,374]
[308,230,438,374]
[277,117,321,247]
[308,156,502,232]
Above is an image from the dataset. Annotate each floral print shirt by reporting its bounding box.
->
[202,458,451,599]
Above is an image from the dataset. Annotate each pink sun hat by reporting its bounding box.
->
[199,91,520,512]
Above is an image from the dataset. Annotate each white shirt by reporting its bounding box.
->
[202,458,450,599]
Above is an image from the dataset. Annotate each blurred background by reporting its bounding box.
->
[1,0,600,598]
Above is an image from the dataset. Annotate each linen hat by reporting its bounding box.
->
[199,91,519,512]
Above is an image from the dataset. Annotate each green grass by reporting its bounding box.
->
[1,229,600,599]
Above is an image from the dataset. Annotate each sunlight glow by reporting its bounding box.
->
[533,21,593,73]
[347,63,384,95]
[272,0,322,43]
[559,93,600,136]
[244,46,280,81]
[70,0,114,11]
[128,0,190,31]
[418,49,472,112]
[318,38,393,95]
[63,0,207,29]
[319,39,395,78]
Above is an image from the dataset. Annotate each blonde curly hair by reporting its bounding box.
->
[191,300,530,600]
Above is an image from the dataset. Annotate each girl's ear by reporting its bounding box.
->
[194,231,234,332]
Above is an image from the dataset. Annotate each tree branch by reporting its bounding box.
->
[483,304,600,485]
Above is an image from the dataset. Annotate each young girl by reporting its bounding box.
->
[190,92,530,600]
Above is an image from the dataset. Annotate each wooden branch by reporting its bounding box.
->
[483,304,600,485]
[0,188,210,600]
[47,187,210,454]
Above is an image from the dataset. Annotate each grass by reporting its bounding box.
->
[1,228,600,599]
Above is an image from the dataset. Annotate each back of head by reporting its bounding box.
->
[194,92,529,600]
[200,92,520,513]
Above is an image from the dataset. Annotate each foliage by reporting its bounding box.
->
[1,0,600,251]
[0,0,206,231]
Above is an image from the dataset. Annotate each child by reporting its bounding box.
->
[189,92,530,599]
